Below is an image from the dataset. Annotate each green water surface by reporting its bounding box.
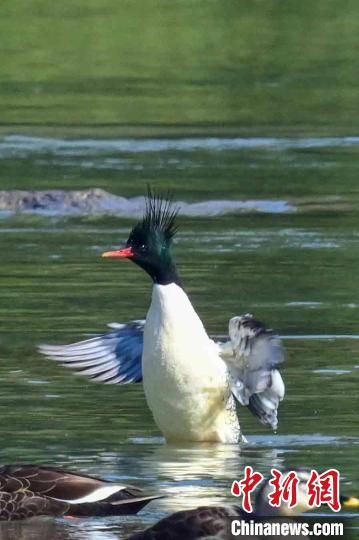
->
[0,1,358,539]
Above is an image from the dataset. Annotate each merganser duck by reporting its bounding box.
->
[0,464,161,521]
[39,193,285,443]
[127,469,359,540]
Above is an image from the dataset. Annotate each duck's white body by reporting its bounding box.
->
[142,283,240,443]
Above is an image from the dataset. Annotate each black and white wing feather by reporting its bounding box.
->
[218,314,285,430]
[38,313,284,429]
[38,321,144,384]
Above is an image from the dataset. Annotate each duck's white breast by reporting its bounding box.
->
[142,284,240,443]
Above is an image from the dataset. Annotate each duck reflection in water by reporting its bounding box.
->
[140,443,284,513]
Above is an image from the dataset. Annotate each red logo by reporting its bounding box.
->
[231,468,341,513]
[268,468,299,509]
[307,469,341,512]
[231,466,264,513]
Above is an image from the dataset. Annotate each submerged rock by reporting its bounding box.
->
[0,188,128,215]
[0,189,295,217]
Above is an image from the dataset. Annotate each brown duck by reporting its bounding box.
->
[0,464,161,521]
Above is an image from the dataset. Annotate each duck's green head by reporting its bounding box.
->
[102,192,181,286]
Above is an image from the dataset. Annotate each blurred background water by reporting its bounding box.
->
[0,1,358,538]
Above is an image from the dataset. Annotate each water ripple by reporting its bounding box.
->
[1,134,359,156]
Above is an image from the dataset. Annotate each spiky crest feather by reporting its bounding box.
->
[140,188,179,243]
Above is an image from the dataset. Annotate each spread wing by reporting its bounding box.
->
[38,313,284,429]
[218,314,285,431]
[38,321,144,384]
